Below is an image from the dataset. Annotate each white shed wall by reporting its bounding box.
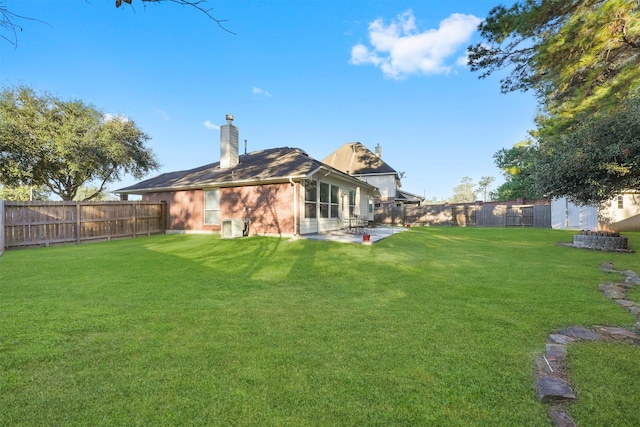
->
[551,198,598,230]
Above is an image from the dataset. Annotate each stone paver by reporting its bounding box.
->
[556,326,601,341]
[537,377,576,403]
[545,344,567,362]
[593,326,640,343]
[539,262,640,427]
[599,283,627,299]
[549,407,576,427]
[548,334,575,345]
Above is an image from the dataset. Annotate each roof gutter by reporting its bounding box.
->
[116,175,308,195]
[307,165,380,198]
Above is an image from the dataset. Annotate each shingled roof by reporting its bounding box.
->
[116,146,374,194]
[322,142,397,176]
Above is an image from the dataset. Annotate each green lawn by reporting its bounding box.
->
[1,228,639,426]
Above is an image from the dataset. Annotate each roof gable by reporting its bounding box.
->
[322,142,397,176]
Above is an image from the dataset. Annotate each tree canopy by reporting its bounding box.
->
[0,86,159,201]
[533,96,640,204]
[470,0,640,205]
[477,176,495,202]
[469,0,640,119]
[492,140,542,201]
[451,176,478,203]
[0,184,50,201]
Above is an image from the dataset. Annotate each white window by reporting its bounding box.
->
[204,189,220,225]
[319,182,339,218]
[617,195,624,209]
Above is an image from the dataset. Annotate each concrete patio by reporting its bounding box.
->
[294,226,408,244]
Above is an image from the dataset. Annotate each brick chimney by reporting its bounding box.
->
[220,114,239,169]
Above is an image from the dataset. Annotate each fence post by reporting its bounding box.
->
[76,202,81,245]
[0,200,4,257]
[161,201,167,233]
[133,203,137,238]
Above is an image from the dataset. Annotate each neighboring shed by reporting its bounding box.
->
[116,115,379,237]
[551,198,598,230]
[551,194,640,232]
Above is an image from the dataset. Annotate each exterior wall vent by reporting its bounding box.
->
[221,218,245,238]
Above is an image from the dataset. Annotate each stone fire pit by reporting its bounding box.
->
[572,230,629,251]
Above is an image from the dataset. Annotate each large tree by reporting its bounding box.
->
[533,96,640,204]
[0,86,159,201]
[470,0,640,204]
[469,0,640,119]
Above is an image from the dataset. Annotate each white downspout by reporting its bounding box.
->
[289,177,297,235]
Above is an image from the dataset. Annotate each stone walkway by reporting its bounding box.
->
[536,262,640,427]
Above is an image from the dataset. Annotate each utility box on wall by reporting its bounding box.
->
[221,218,245,238]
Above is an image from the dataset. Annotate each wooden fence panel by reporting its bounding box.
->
[374,204,404,225]
[533,205,552,228]
[405,205,455,226]
[376,203,551,228]
[453,206,476,226]
[0,200,4,256]
[2,201,165,249]
[506,206,534,227]
[477,205,507,227]
[4,202,77,247]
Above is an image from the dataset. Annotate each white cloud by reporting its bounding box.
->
[252,86,272,97]
[350,9,481,79]
[155,109,170,120]
[203,120,220,130]
[456,54,469,67]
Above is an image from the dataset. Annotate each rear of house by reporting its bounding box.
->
[116,115,379,236]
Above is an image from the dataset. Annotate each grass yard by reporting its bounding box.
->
[1,228,639,426]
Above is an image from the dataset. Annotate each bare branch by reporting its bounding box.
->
[1,0,234,48]
[0,4,48,48]
[124,0,236,35]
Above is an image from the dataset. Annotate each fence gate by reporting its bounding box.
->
[506,206,534,226]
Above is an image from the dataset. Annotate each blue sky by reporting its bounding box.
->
[1,0,538,200]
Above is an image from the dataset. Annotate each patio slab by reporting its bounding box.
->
[296,226,408,244]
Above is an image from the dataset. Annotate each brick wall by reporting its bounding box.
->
[142,183,298,235]
[221,183,296,236]
[142,190,220,232]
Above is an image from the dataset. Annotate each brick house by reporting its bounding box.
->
[116,115,379,237]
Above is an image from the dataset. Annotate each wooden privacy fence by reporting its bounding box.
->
[375,203,551,228]
[1,201,166,250]
[0,201,4,256]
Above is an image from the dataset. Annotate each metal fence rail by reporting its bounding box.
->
[2,201,166,251]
